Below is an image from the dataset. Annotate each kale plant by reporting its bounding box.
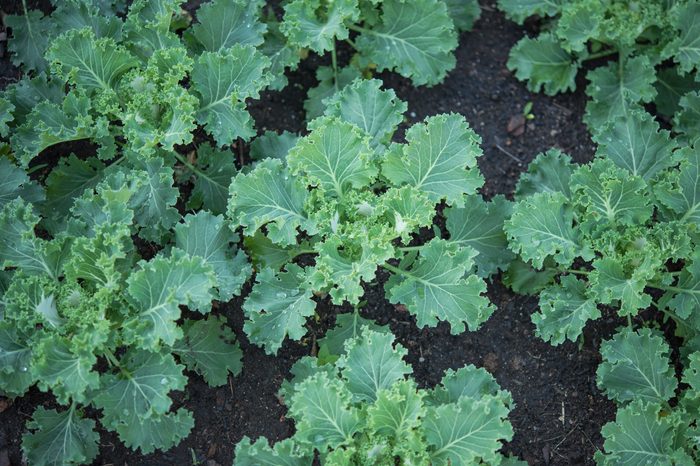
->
[594,328,700,463]
[0,164,249,464]
[0,0,274,462]
[1,0,280,167]
[228,78,512,355]
[498,0,700,132]
[233,327,523,465]
[279,0,480,120]
[503,109,700,462]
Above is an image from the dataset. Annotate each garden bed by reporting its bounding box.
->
[0,3,620,465]
[5,0,700,466]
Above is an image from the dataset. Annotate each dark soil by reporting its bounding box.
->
[0,2,618,465]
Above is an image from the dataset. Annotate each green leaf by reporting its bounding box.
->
[94,350,186,424]
[430,365,503,404]
[593,110,676,181]
[0,322,34,396]
[229,158,316,246]
[22,407,99,466]
[192,45,271,145]
[304,65,362,121]
[571,158,653,228]
[0,199,64,279]
[425,395,513,465]
[674,91,700,147]
[243,264,316,355]
[281,356,335,402]
[5,10,56,72]
[310,235,393,306]
[318,312,387,361]
[445,195,514,278]
[12,92,109,166]
[666,1,700,73]
[597,328,677,404]
[281,0,358,53]
[122,0,182,59]
[382,113,483,207]
[52,0,124,40]
[175,211,251,302]
[260,13,301,91]
[654,67,700,117]
[0,98,15,137]
[506,34,578,95]
[4,74,64,126]
[584,57,657,130]
[505,191,586,269]
[120,70,198,154]
[288,116,377,198]
[497,0,561,24]
[117,408,194,454]
[184,145,238,215]
[243,230,299,271]
[34,336,99,404]
[556,1,601,52]
[47,27,138,93]
[123,249,216,348]
[188,0,266,52]
[590,257,653,316]
[663,250,700,321]
[322,78,407,148]
[128,158,180,244]
[64,222,131,292]
[173,316,242,387]
[234,437,313,466]
[68,169,137,236]
[288,371,362,449]
[43,155,104,233]
[336,328,412,402]
[595,401,686,465]
[444,0,481,32]
[0,157,44,206]
[355,0,458,86]
[250,131,299,162]
[377,186,435,242]
[515,149,573,199]
[503,258,558,295]
[367,379,425,440]
[385,239,494,333]
[532,275,600,345]
[125,0,180,31]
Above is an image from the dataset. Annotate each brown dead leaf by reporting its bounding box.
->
[0,398,9,414]
[507,114,526,136]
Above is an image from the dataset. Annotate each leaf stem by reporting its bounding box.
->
[348,24,371,35]
[647,282,685,293]
[582,49,618,62]
[293,248,316,257]
[565,268,590,276]
[381,262,403,275]
[109,155,125,167]
[399,245,423,252]
[103,349,121,369]
[331,41,339,90]
[652,299,691,331]
[173,151,198,173]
